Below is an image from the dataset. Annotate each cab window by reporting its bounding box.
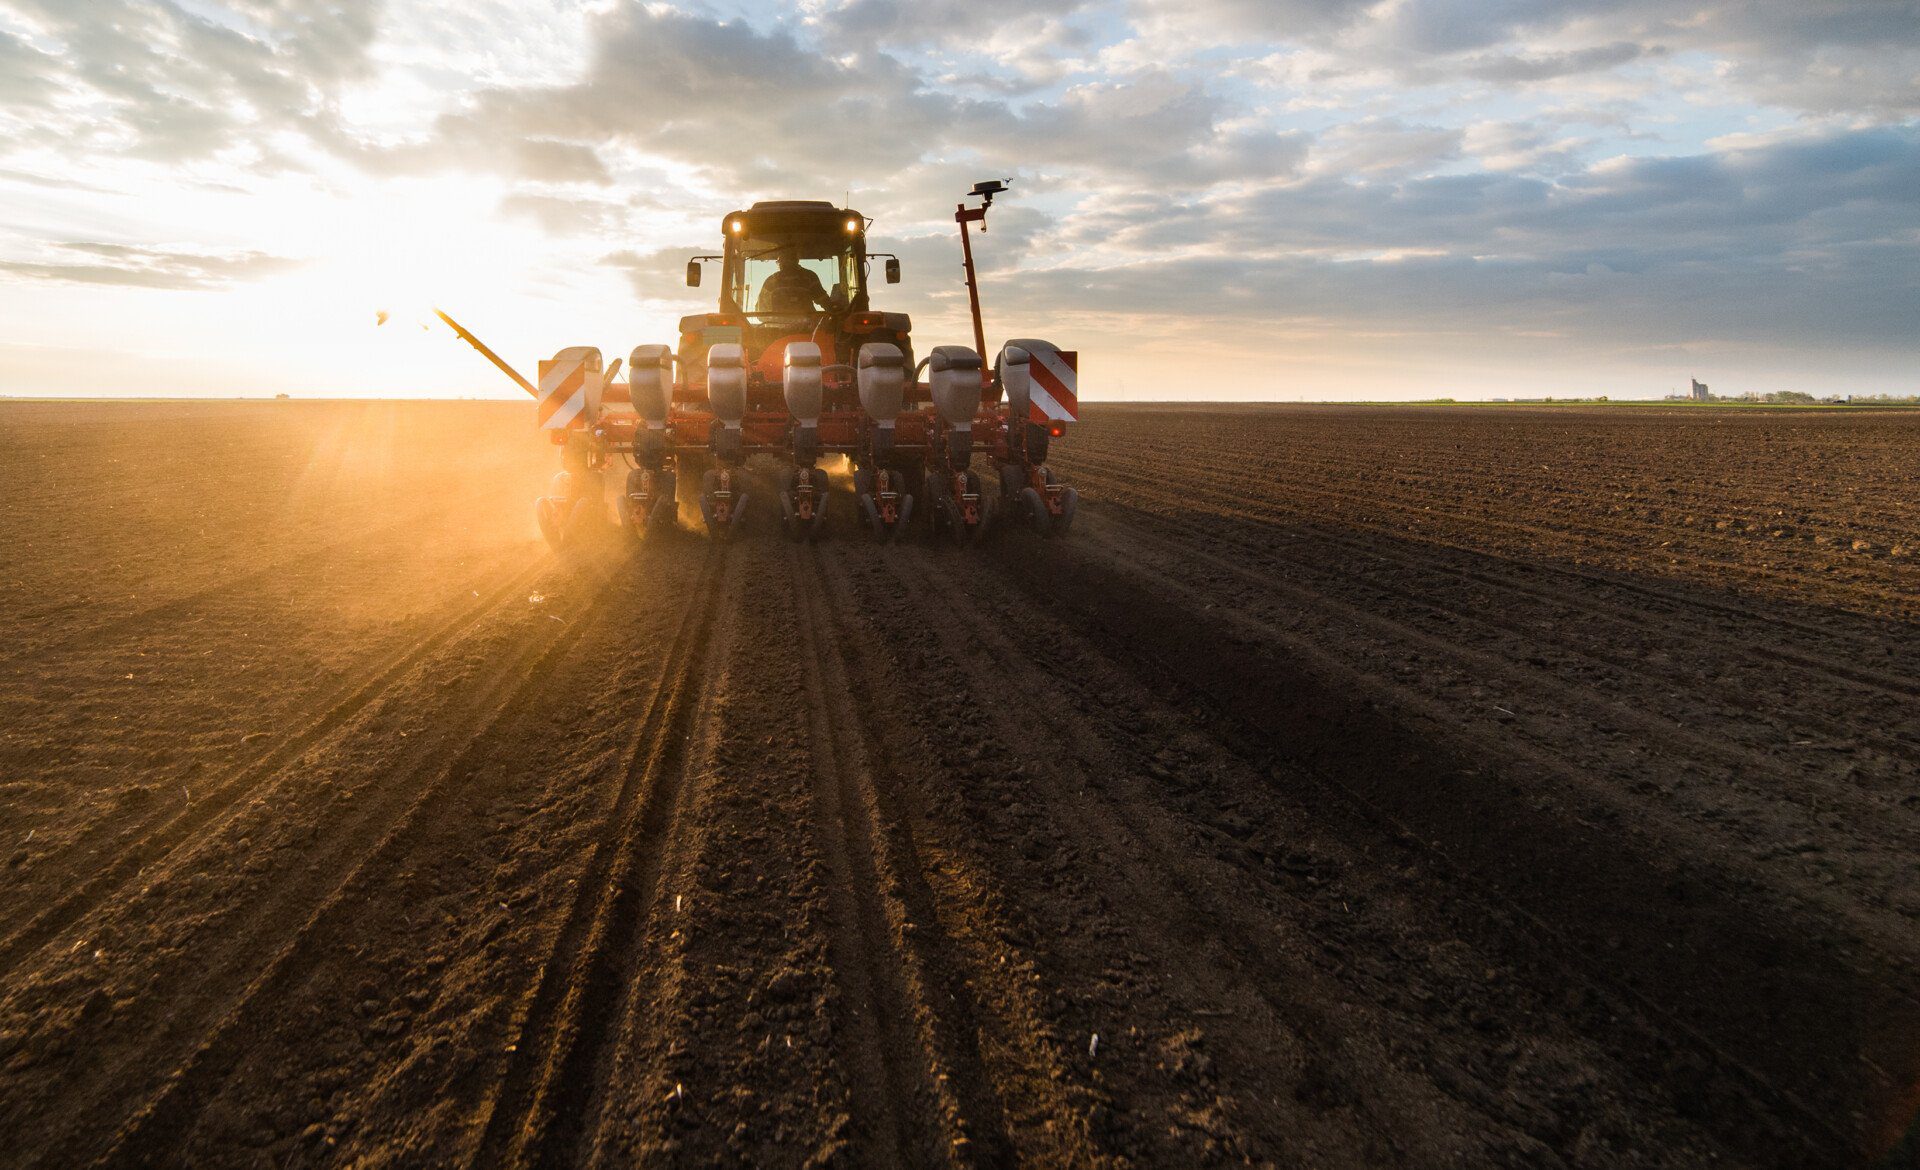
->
[730,234,862,316]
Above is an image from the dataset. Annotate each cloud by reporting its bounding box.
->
[370,6,1304,196]
[0,0,381,160]
[1135,0,1920,113]
[0,242,302,289]
[972,70,1311,185]
[500,193,632,236]
[397,7,953,189]
[0,26,59,106]
[1307,118,1462,178]
[338,121,613,184]
[1461,41,1654,83]
[989,122,1920,353]
[816,0,1093,43]
[1131,0,1379,42]
[600,245,708,303]
[1461,120,1592,173]
[0,166,120,194]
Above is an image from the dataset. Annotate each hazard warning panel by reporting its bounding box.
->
[1028,347,1078,424]
[536,349,600,430]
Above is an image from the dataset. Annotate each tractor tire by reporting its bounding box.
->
[652,469,679,534]
[700,468,729,542]
[779,468,802,543]
[1018,486,1050,538]
[898,467,926,517]
[952,471,984,545]
[806,467,829,543]
[535,496,566,550]
[626,468,678,544]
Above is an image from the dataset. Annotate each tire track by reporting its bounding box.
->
[1060,495,1920,969]
[983,520,1904,1165]
[1077,505,1920,836]
[0,553,553,979]
[883,545,1442,1164]
[1136,427,1916,594]
[788,541,1001,1167]
[1175,430,1920,538]
[466,546,734,1168]
[32,570,620,1168]
[1071,446,1920,639]
[810,544,1119,1168]
[1067,449,1920,756]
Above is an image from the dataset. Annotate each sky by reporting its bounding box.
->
[0,0,1915,401]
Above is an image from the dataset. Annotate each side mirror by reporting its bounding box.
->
[685,260,701,287]
[885,257,900,284]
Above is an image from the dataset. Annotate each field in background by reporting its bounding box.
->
[1,400,1916,1167]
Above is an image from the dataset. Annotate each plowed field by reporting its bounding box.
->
[2,399,1916,1168]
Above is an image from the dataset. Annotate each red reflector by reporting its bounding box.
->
[1048,423,1064,437]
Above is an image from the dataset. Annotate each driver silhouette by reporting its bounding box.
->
[756,246,831,314]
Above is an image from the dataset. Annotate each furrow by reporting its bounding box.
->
[71,573,620,1168]
[464,547,733,1169]
[818,545,1115,1168]
[984,519,1906,1164]
[788,540,992,1167]
[0,554,552,978]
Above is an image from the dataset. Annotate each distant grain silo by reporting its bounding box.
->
[1690,378,1710,402]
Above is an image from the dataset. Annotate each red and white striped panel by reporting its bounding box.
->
[536,349,597,430]
[1028,347,1078,424]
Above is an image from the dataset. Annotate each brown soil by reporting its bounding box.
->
[1,400,1916,1168]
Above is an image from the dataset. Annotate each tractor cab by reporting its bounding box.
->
[681,200,909,392]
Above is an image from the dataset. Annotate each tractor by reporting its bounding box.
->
[441,181,1079,545]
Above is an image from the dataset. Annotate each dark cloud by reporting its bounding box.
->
[987,240,1920,354]
[817,0,1093,43]
[0,242,301,289]
[383,7,1301,194]
[1083,123,1920,260]
[968,71,1311,185]
[1005,123,1920,351]
[600,245,707,303]
[405,7,951,189]
[1142,0,1920,113]
[1462,41,1654,83]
